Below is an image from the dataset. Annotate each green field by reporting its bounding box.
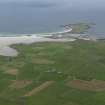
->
[70,23,91,34]
[0,40,105,105]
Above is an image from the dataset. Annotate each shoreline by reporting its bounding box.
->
[0,28,72,37]
[0,37,76,57]
[0,27,97,57]
[0,28,76,57]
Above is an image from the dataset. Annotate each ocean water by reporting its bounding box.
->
[0,0,105,37]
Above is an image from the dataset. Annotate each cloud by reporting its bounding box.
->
[21,1,56,8]
[0,0,60,8]
[0,0,104,9]
[0,1,57,8]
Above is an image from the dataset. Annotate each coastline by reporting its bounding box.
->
[0,27,97,57]
[0,28,76,57]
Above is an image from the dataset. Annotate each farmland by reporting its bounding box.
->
[0,40,105,105]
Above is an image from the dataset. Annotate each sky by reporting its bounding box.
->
[0,0,105,4]
[0,0,105,10]
[0,0,104,3]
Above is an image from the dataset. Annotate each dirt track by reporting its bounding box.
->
[24,81,54,97]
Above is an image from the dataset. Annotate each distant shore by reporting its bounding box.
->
[0,23,97,57]
[0,29,76,57]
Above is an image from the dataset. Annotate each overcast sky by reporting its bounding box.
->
[0,0,105,10]
[0,0,104,2]
[0,0,105,3]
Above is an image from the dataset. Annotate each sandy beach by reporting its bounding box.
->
[0,35,76,57]
[0,28,77,57]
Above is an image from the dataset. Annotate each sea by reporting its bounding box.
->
[0,0,105,37]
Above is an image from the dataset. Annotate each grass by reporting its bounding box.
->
[0,40,105,104]
[70,23,91,34]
